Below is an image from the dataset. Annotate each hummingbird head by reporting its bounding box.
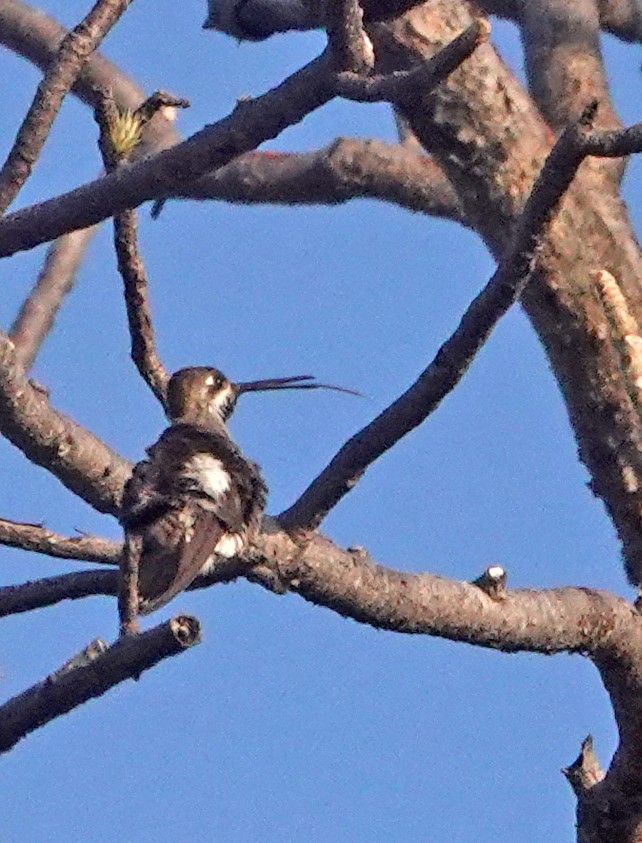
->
[166,366,361,426]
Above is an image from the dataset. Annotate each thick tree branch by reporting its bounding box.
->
[479,0,642,45]
[0,0,135,214]
[1,525,638,656]
[165,141,465,225]
[203,0,428,40]
[0,333,132,514]
[0,616,201,754]
[0,517,121,564]
[519,0,624,186]
[9,227,95,371]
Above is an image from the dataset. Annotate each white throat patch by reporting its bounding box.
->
[211,385,235,418]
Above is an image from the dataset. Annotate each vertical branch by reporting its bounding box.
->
[0,0,136,214]
[118,532,141,635]
[94,91,188,406]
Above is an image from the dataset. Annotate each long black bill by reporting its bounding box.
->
[237,375,362,397]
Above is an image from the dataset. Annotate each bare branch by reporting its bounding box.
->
[0,0,135,214]
[0,616,201,754]
[202,0,642,43]
[94,90,185,406]
[0,569,117,617]
[203,0,429,40]
[9,227,95,371]
[118,533,141,636]
[0,517,121,564]
[520,0,623,186]
[0,1,181,154]
[2,526,639,659]
[0,53,338,257]
[479,0,642,45]
[335,19,491,104]
[164,141,465,225]
[279,104,619,533]
[327,0,375,74]
[0,333,132,514]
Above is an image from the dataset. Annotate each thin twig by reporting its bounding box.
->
[94,90,181,406]
[0,615,201,754]
[278,102,613,532]
[0,517,121,564]
[9,227,95,371]
[335,19,491,103]
[0,0,135,214]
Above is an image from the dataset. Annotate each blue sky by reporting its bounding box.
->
[0,2,641,841]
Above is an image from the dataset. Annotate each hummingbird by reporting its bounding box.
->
[119,366,357,615]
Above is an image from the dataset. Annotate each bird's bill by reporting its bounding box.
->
[237,375,362,397]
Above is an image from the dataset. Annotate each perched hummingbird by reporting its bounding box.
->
[120,366,356,615]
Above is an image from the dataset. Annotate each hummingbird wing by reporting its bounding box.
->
[136,501,229,616]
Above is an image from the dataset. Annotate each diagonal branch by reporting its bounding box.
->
[0,517,121,564]
[0,52,337,257]
[278,105,638,533]
[9,227,95,371]
[0,20,487,258]
[0,615,201,754]
[0,0,135,214]
[0,332,132,514]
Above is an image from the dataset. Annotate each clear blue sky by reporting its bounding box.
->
[0,2,641,840]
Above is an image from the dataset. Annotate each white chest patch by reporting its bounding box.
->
[183,454,231,499]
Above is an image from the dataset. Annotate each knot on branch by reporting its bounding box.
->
[472,565,507,600]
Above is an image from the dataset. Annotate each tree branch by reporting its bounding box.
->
[0,0,135,214]
[479,0,642,45]
[0,616,201,754]
[335,18,491,104]
[163,141,465,225]
[94,91,177,406]
[279,104,627,533]
[0,52,337,257]
[8,227,95,371]
[0,333,132,514]
[0,517,121,564]
[1,525,638,658]
[203,0,429,40]
[519,0,624,186]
